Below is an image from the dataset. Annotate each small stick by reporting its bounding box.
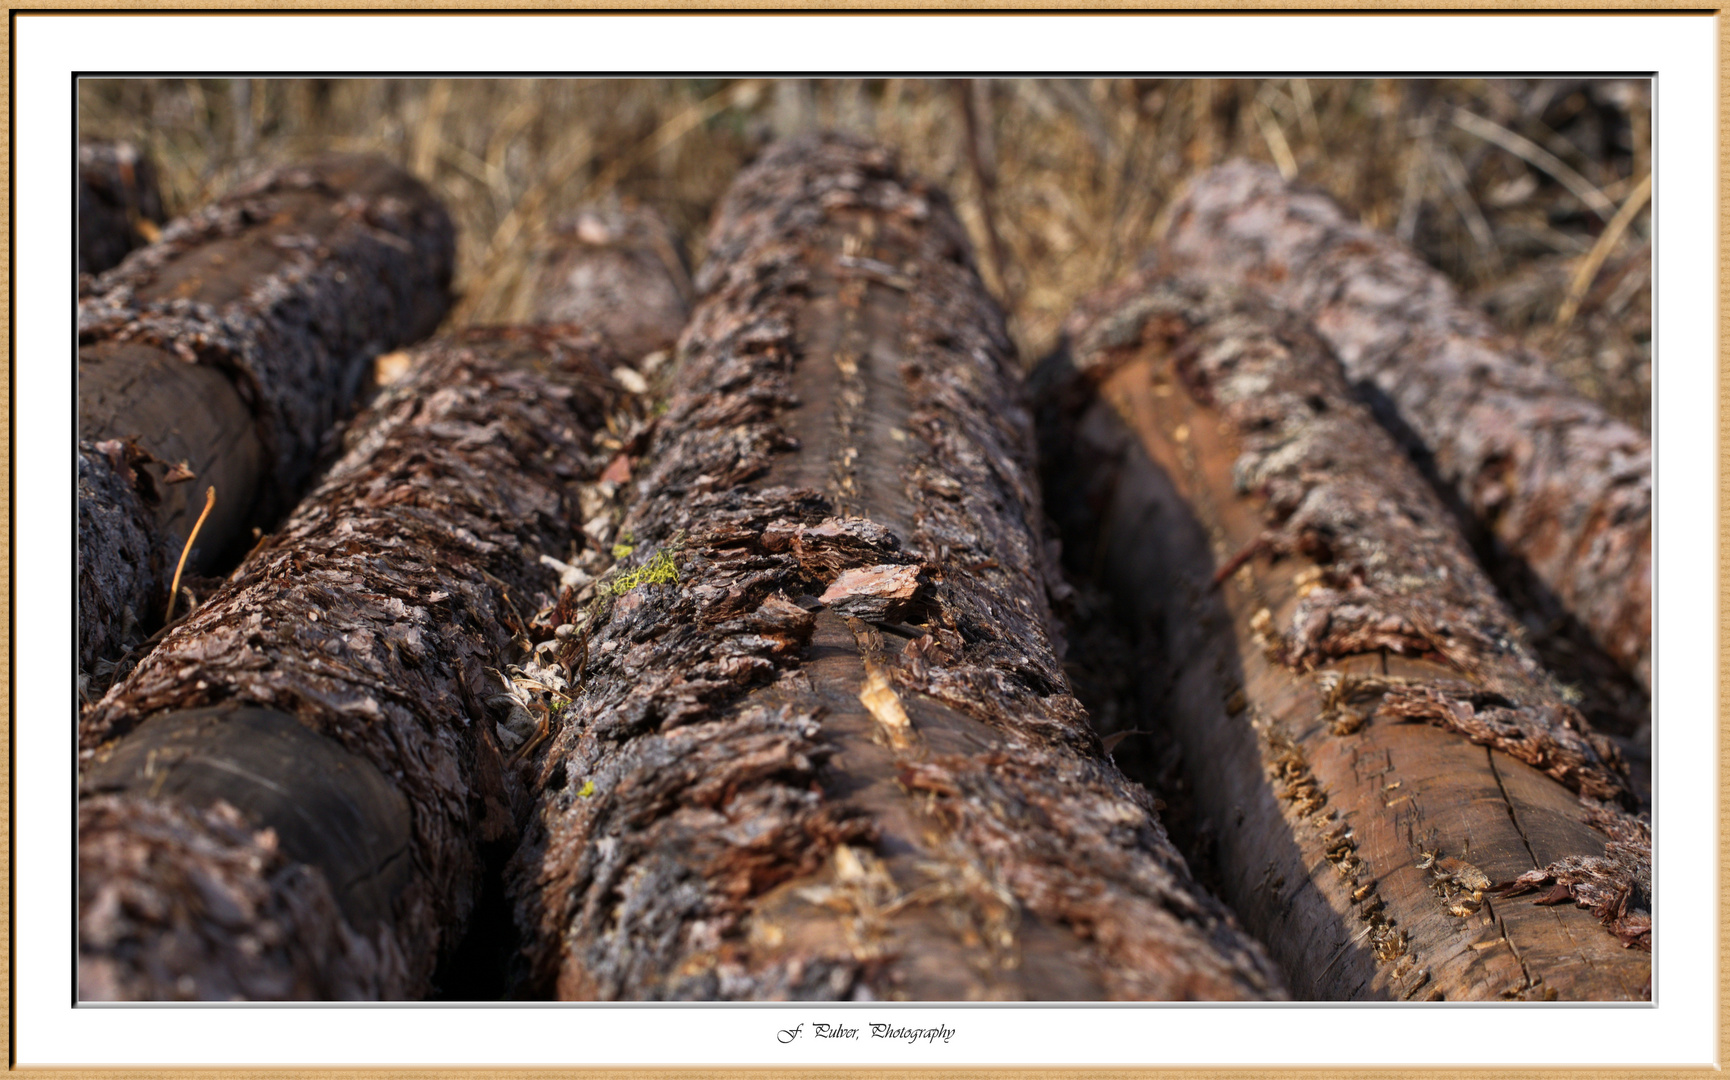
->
[1451,106,1615,221]
[1556,173,1652,330]
[164,486,215,625]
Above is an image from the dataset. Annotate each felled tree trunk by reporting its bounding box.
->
[78,154,455,678]
[1158,162,1651,696]
[505,134,1284,1002]
[76,195,694,998]
[508,202,694,362]
[1040,272,1651,1001]
[79,140,165,275]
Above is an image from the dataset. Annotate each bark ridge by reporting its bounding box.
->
[508,134,1283,1002]
[1160,161,1651,693]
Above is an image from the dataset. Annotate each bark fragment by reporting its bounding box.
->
[1042,272,1650,1000]
[80,315,634,998]
[78,154,456,675]
[507,134,1283,1002]
[79,139,165,275]
[80,795,400,1000]
[1159,161,1651,694]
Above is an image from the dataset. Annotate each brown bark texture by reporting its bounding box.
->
[1040,272,1651,1001]
[509,202,694,361]
[1158,161,1651,693]
[80,317,634,998]
[78,154,456,675]
[79,139,165,276]
[505,134,1284,1002]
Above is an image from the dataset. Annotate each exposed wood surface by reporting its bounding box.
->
[506,134,1284,1002]
[80,324,625,999]
[1040,273,1650,1001]
[1159,161,1651,697]
[77,154,456,675]
[79,140,165,276]
[73,190,705,999]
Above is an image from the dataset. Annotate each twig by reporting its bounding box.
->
[584,79,765,206]
[164,485,215,625]
[1556,173,1652,331]
[954,80,1017,310]
[1395,117,1434,246]
[1431,141,1502,280]
[410,79,452,179]
[1290,78,1323,145]
[1451,106,1615,222]
[456,79,763,325]
[1252,98,1298,181]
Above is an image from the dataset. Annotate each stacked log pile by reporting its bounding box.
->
[73,135,1654,1005]
[78,154,455,681]
[78,199,686,999]
[1039,271,1651,1000]
[1158,162,1651,703]
[504,134,1284,1001]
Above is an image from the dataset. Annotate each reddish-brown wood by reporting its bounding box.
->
[1041,272,1650,1000]
[1159,161,1651,695]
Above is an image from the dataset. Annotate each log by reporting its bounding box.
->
[77,154,456,677]
[1158,161,1652,694]
[504,134,1284,1002]
[79,139,165,275]
[511,203,693,361]
[1039,271,1651,1001]
[76,197,686,997]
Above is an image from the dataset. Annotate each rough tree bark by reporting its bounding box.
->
[505,134,1284,1002]
[1040,272,1651,1001]
[508,202,694,362]
[79,140,165,276]
[78,154,456,678]
[1158,161,1651,695]
[76,194,693,997]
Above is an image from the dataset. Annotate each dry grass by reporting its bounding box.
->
[79,77,1651,428]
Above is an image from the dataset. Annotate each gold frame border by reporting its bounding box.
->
[13,9,1719,1077]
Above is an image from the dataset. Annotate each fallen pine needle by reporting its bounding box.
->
[164,485,215,625]
[1556,172,1652,331]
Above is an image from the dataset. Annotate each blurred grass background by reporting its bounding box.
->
[79,77,1652,430]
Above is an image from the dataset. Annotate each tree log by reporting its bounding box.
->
[508,203,693,361]
[77,202,682,997]
[1158,161,1651,694]
[1040,272,1651,1001]
[505,134,1284,1002]
[78,154,455,676]
[79,140,165,276]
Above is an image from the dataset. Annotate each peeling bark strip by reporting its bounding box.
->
[80,324,629,999]
[1159,161,1651,692]
[78,154,455,674]
[79,140,165,275]
[1041,274,1650,1001]
[508,135,1283,1002]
